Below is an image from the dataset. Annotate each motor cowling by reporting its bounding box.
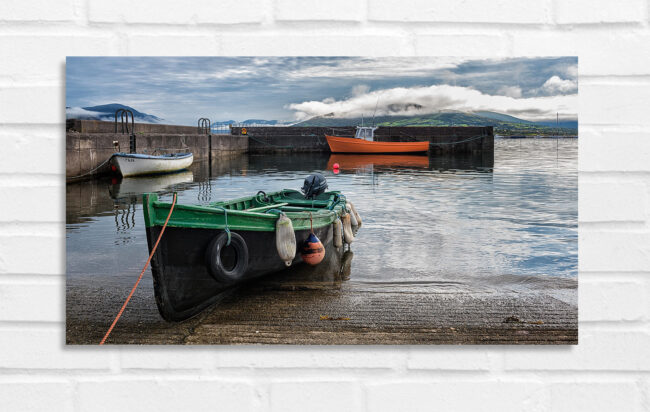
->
[301,173,328,199]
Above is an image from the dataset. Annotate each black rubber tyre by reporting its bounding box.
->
[205,232,249,284]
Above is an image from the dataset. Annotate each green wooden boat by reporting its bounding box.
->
[143,188,350,321]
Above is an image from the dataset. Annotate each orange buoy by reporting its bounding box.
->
[301,232,325,265]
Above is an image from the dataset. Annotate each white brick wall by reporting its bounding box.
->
[1,0,649,410]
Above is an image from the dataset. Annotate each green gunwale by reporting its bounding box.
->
[143,189,347,232]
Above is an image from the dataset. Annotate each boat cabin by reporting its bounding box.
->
[355,126,378,141]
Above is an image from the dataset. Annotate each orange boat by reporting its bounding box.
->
[326,127,429,154]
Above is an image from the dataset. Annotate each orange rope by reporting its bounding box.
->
[99,193,178,345]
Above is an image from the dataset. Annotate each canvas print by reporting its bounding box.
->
[66,57,578,344]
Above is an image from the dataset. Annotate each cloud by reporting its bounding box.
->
[286,57,467,79]
[351,85,370,97]
[566,64,578,78]
[65,107,107,120]
[541,75,577,94]
[496,86,523,98]
[287,84,577,121]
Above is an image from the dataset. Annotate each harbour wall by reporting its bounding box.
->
[66,132,248,179]
[233,126,494,155]
[66,120,493,179]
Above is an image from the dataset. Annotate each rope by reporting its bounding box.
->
[247,134,292,149]
[429,134,487,146]
[67,155,113,179]
[309,212,313,233]
[213,207,231,246]
[399,131,487,145]
[99,192,177,345]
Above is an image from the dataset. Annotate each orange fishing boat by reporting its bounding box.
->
[326,127,429,154]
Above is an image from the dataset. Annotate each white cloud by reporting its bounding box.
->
[65,107,106,119]
[496,86,522,98]
[286,57,467,79]
[351,85,370,97]
[287,84,577,121]
[541,75,577,94]
[566,64,578,78]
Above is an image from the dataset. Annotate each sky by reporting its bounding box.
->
[66,56,578,126]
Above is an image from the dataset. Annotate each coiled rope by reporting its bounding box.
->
[99,192,177,345]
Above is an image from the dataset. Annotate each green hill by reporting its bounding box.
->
[293,111,575,136]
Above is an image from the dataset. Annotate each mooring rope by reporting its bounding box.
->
[67,155,113,180]
[99,192,177,345]
[429,134,487,145]
[399,131,487,145]
[246,134,292,149]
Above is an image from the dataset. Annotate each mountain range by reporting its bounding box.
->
[293,111,577,135]
[66,104,577,135]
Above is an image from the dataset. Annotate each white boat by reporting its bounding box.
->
[111,152,193,177]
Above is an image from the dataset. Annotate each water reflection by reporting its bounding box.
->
[66,140,577,296]
[109,170,194,200]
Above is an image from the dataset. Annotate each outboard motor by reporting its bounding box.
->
[301,173,328,199]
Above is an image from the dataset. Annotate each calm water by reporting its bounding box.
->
[66,139,577,299]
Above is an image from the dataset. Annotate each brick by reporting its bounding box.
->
[414,34,509,56]
[0,186,63,222]
[579,279,647,321]
[219,34,413,55]
[126,35,219,55]
[0,281,63,322]
[271,381,362,412]
[512,31,650,76]
[504,330,650,370]
[0,0,76,22]
[275,0,365,21]
[366,382,546,412]
[76,379,256,412]
[549,382,643,412]
[579,179,647,222]
[580,232,650,272]
[407,347,494,370]
[555,0,645,24]
[0,36,116,82]
[0,130,63,175]
[0,87,62,124]
[579,129,650,171]
[0,328,111,369]
[580,83,650,126]
[0,382,74,412]
[215,347,405,369]
[120,349,215,370]
[368,0,551,23]
[88,0,266,24]
[0,235,63,275]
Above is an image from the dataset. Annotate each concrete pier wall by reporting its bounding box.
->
[66,132,248,179]
[66,120,493,179]
[231,126,493,155]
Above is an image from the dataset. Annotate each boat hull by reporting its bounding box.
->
[142,190,348,321]
[325,135,429,154]
[112,153,193,177]
[146,223,333,322]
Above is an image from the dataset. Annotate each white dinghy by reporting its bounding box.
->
[111,152,193,177]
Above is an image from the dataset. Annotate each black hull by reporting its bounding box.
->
[146,223,334,321]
